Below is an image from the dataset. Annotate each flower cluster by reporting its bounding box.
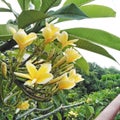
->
[12,23,84,110]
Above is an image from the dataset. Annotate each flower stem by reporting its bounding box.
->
[0,77,4,106]
[17,49,25,65]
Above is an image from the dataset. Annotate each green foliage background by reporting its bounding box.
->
[53,63,120,120]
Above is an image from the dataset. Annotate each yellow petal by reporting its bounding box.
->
[24,33,37,47]
[42,28,51,40]
[37,73,53,84]
[42,23,59,43]
[24,79,36,87]
[17,101,29,110]
[58,80,75,90]
[13,29,37,49]
[13,29,27,43]
[57,31,78,48]
[69,69,76,76]
[61,74,68,81]
[69,69,84,83]
[38,63,52,74]
[66,39,78,46]
[26,33,37,41]
[50,24,59,33]
[57,31,68,42]
[14,72,31,79]
[57,74,75,89]
[65,48,81,63]
[73,74,84,83]
[26,61,37,78]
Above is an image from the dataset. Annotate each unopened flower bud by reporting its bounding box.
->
[1,62,7,78]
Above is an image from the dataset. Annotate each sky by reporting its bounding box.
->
[0,0,120,70]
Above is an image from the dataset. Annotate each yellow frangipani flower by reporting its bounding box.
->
[64,48,81,63]
[17,101,29,111]
[69,111,78,117]
[11,28,37,50]
[58,74,75,90]
[69,69,84,83]
[14,61,53,86]
[57,69,84,90]
[42,23,59,43]
[57,31,78,48]
[86,98,92,103]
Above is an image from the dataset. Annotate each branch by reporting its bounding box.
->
[16,105,54,120]
[16,108,36,120]
[32,102,84,120]
[0,40,16,52]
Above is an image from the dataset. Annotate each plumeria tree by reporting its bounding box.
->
[0,0,120,119]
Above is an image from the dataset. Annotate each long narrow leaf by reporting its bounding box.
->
[17,0,30,10]
[66,28,120,51]
[51,3,88,20]
[31,0,42,10]
[18,10,47,28]
[0,8,11,12]
[40,0,62,13]
[80,5,116,17]
[64,0,94,6]
[0,24,16,40]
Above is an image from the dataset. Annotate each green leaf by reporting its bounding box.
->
[76,38,116,61]
[75,57,89,75]
[80,4,116,17]
[64,0,94,6]
[56,112,62,120]
[0,24,16,40]
[52,0,62,7]
[95,106,104,117]
[40,0,62,13]
[86,105,94,118]
[83,105,94,119]
[31,0,42,10]
[0,8,11,12]
[67,28,120,51]
[51,3,88,20]
[88,106,94,114]
[66,29,117,62]
[17,0,30,10]
[18,10,47,28]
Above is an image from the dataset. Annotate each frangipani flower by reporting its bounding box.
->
[58,74,75,90]
[69,111,78,117]
[10,27,37,50]
[57,69,84,90]
[69,69,84,83]
[86,98,92,103]
[14,61,53,86]
[57,31,78,48]
[17,101,29,111]
[42,23,59,43]
[64,48,81,63]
